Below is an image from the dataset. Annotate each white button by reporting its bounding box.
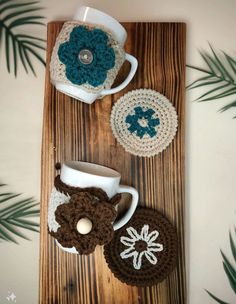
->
[78,49,93,65]
[76,217,93,234]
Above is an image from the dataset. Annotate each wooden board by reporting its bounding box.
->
[40,22,186,304]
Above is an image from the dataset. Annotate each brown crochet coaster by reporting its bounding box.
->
[104,207,178,286]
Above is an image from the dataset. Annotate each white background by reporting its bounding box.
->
[0,0,236,303]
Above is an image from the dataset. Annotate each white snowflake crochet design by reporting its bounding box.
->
[120,224,163,270]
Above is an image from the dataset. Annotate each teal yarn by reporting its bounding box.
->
[58,25,115,87]
[125,106,160,139]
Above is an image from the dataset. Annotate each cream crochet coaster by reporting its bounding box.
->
[50,21,125,94]
[110,89,178,157]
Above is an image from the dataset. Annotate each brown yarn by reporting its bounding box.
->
[109,193,122,206]
[55,162,61,170]
[54,175,121,205]
[54,175,109,201]
[104,207,178,286]
[50,192,117,255]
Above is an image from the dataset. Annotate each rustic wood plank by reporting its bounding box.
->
[40,21,186,304]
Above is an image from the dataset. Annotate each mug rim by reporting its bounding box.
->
[63,160,121,179]
[74,6,127,45]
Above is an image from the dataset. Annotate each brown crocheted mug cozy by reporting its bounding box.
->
[49,175,120,254]
[104,207,178,286]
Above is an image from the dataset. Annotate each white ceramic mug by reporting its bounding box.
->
[54,6,138,104]
[52,161,138,254]
[60,161,139,231]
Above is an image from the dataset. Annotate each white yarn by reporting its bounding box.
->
[120,224,163,270]
[47,187,70,232]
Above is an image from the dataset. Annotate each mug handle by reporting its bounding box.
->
[101,53,138,96]
[113,185,139,231]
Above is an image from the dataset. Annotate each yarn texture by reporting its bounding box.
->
[120,224,164,270]
[58,25,115,87]
[50,21,125,94]
[49,192,117,255]
[48,175,120,255]
[110,89,178,157]
[54,175,110,202]
[104,207,178,286]
[125,106,160,139]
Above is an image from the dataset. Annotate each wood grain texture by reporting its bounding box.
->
[40,22,186,304]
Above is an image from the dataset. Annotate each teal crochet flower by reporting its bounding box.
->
[125,106,160,139]
[58,25,115,87]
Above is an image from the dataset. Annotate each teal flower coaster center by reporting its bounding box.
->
[57,25,115,87]
[138,118,149,128]
[125,106,160,139]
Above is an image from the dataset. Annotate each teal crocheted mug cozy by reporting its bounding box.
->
[50,21,125,94]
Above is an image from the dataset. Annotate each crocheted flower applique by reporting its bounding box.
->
[50,191,117,254]
[58,25,115,87]
[120,224,163,270]
[125,106,160,139]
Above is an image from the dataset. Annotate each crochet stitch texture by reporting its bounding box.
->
[120,224,164,270]
[125,106,160,139]
[104,207,178,286]
[110,89,178,157]
[58,25,115,87]
[50,192,117,255]
[48,175,120,255]
[50,21,125,94]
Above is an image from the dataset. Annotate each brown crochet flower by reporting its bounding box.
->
[50,191,117,254]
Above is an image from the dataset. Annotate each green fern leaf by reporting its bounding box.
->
[206,290,230,304]
[187,44,236,117]
[188,79,222,90]
[21,45,36,75]
[199,87,236,102]
[206,229,236,303]
[0,193,20,203]
[18,40,28,72]
[221,250,236,293]
[0,185,39,243]
[0,2,39,15]
[9,16,45,28]
[224,53,236,75]
[229,231,236,261]
[6,219,39,232]
[186,75,213,89]
[196,83,231,101]
[199,50,216,74]
[209,44,234,81]
[0,0,46,76]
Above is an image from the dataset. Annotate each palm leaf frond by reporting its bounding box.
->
[0,184,40,244]
[206,290,230,304]
[208,45,234,81]
[220,101,236,113]
[224,52,236,74]
[206,229,236,303]
[221,250,236,293]
[0,0,46,76]
[0,193,20,203]
[229,231,236,261]
[187,44,236,117]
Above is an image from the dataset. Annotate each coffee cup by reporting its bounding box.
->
[50,161,138,254]
[50,6,138,104]
[60,161,139,230]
